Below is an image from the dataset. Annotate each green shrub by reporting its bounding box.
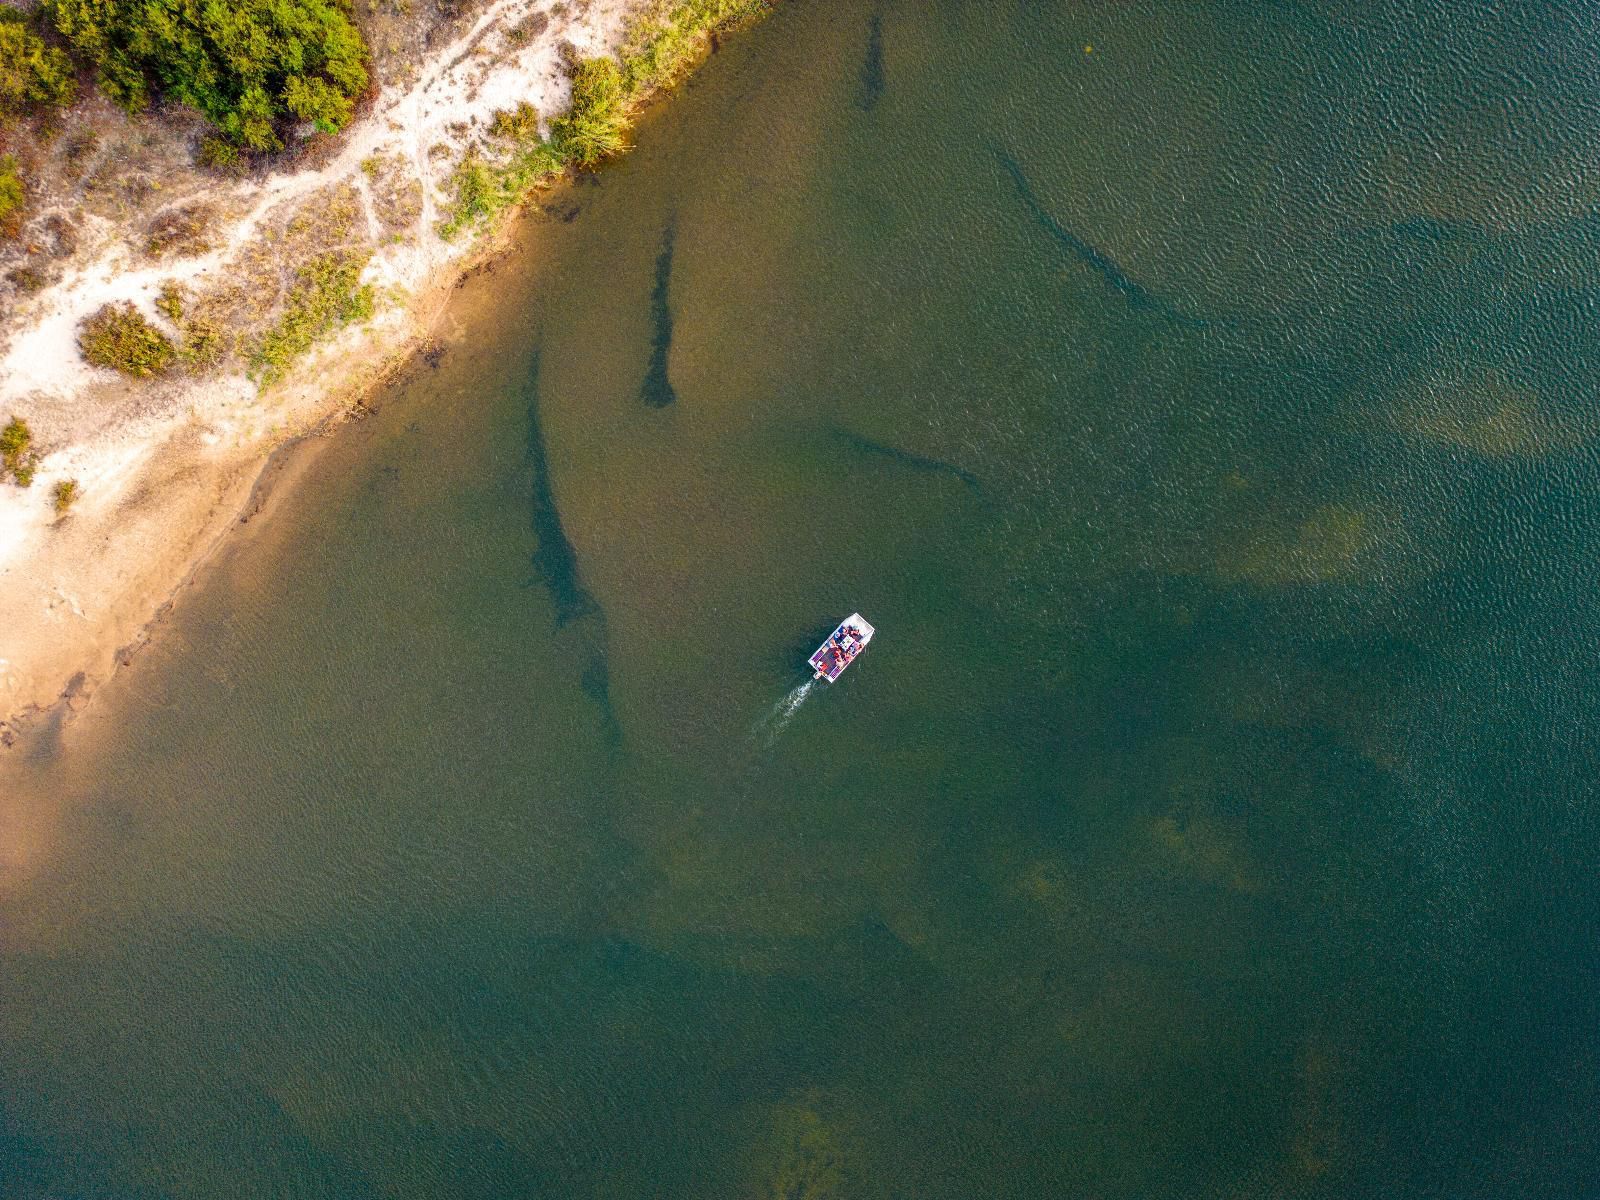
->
[0,155,24,238]
[1,416,39,486]
[0,417,30,463]
[0,10,77,117]
[489,101,540,143]
[251,251,373,382]
[45,0,368,150]
[437,153,499,240]
[551,57,627,166]
[53,477,78,512]
[432,3,775,243]
[177,314,224,368]
[155,280,184,320]
[78,302,176,375]
[621,0,769,93]
[198,136,242,173]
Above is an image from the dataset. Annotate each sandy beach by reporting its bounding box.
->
[0,0,659,738]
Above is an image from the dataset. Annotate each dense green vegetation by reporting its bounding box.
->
[44,0,368,149]
[441,1,771,238]
[1,416,39,486]
[438,119,563,240]
[620,0,770,93]
[550,57,627,167]
[78,302,176,376]
[0,9,76,118]
[251,251,374,383]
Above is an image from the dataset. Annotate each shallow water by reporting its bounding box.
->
[4,1,1600,1196]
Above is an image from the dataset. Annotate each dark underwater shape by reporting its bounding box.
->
[858,11,885,110]
[641,221,679,408]
[580,650,623,747]
[524,350,623,745]
[524,349,600,628]
[991,143,1205,328]
[828,426,984,494]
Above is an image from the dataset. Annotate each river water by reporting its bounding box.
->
[4,1,1600,1195]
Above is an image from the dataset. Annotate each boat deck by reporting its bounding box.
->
[808,613,875,682]
[811,644,848,681]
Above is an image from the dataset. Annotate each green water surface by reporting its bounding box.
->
[4,1,1599,1196]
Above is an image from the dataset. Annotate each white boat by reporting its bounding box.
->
[809,613,875,682]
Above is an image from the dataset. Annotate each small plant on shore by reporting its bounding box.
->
[78,302,176,376]
[502,9,548,48]
[178,314,225,368]
[432,1,776,242]
[438,153,499,240]
[0,155,24,239]
[52,478,78,513]
[620,0,770,94]
[198,136,243,174]
[551,57,627,166]
[489,101,540,144]
[1,417,40,486]
[156,280,185,321]
[438,131,566,241]
[251,251,375,383]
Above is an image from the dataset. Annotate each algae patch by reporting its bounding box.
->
[744,1090,858,1200]
[1217,503,1399,587]
[1147,809,1260,895]
[1390,366,1593,458]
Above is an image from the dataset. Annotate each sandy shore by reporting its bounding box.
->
[0,0,662,739]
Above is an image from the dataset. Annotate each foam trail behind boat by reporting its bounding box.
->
[756,679,815,744]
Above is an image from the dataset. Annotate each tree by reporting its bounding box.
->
[45,0,368,150]
[0,10,77,117]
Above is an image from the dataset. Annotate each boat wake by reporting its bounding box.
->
[755,679,815,745]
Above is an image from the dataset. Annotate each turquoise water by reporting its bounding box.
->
[4,1,1600,1195]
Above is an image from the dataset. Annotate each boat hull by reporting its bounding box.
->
[808,613,875,682]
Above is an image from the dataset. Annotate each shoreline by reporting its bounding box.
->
[0,193,556,746]
[0,1,765,742]
[0,250,456,747]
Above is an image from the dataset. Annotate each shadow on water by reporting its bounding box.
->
[641,220,679,408]
[990,142,1208,329]
[858,10,885,110]
[524,348,622,746]
[826,426,984,495]
[525,349,599,628]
